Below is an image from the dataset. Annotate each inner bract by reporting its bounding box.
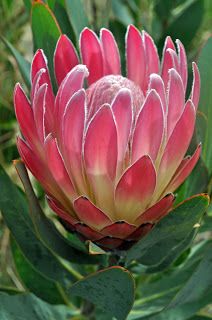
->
[86,75,144,119]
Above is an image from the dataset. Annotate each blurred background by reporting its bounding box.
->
[0,0,211,316]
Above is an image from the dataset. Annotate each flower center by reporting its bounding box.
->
[86,75,144,118]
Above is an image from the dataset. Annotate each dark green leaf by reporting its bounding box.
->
[47,0,57,9]
[65,0,89,40]
[1,37,31,89]
[70,267,135,320]
[154,0,185,19]
[48,0,76,41]
[109,20,126,74]
[200,215,212,232]
[198,37,212,174]
[0,165,81,286]
[130,241,212,320]
[126,195,209,264]
[159,0,204,49]
[31,1,61,88]
[23,0,31,13]
[188,316,212,320]
[195,113,207,149]
[0,287,23,295]
[145,229,196,273]
[0,292,77,320]
[111,0,134,26]
[11,237,66,305]
[140,243,212,320]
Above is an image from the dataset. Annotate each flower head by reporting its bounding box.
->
[14,25,201,250]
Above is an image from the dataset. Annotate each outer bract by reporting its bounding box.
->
[14,25,201,250]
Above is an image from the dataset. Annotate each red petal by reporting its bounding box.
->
[75,223,103,241]
[95,237,123,249]
[143,31,159,80]
[33,83,47,143]
[61,89,86,193]
[80,28,103,85]
[54,34,79,86]
[55,65,88,127]
[84,105,117,215]
[31,68,54,136]
[44,135,76,200]
[127,223,153,241]
[148,74,167,113]
[31,68,46,103]
[111,89,132,167]
[84,104,117,180]
[167,49,180,72]
[132,89,164,163]
[14,84,38,148]
[176,39,188,89]
[156,100,196,195]
[167,69,185,138]
[165,144,201,193]
[126,25,146,91]
[18,137,73,212]
[31,49,48,82]
[17,137,54,194]
[135,193,175,225]
[47,196,78,226]
[101,221,136,239]
[100,28,121,75]
[161,36,176,89]
[74,196,112,229]
[31,49,54,105]
[115,155,156,222]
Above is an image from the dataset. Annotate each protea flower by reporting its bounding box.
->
[14,25,201,250]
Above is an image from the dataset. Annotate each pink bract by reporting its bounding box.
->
[14,25,201,250]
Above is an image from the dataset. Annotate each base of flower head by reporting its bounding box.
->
[60,218,153,251]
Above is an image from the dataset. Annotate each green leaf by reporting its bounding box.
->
[0,165,81,286]
[70,267,135,320]
[14,161,105,265]
[200,212,212,232]
[23,0,31,13]
[154,0,185,19]
[198,37,212,174]
[126,195,209,264]
[109,20,126,74]
[159,0,204,49]
[145,229,196,273]
[111,0,134,26]
[0,292,78,320]
[31,1,61,88]
[1,37,31,89]
[0,287,23,295]
[47,0,57,9]
[141,243,212,320]
[11,237,66,305]
[65,0,89,40]
[167,243,212,307]
[129,241,212,320]
[48,0,76,41]
[188,316,212,320]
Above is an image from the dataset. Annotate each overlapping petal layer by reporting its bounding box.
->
[14,25,201,250]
